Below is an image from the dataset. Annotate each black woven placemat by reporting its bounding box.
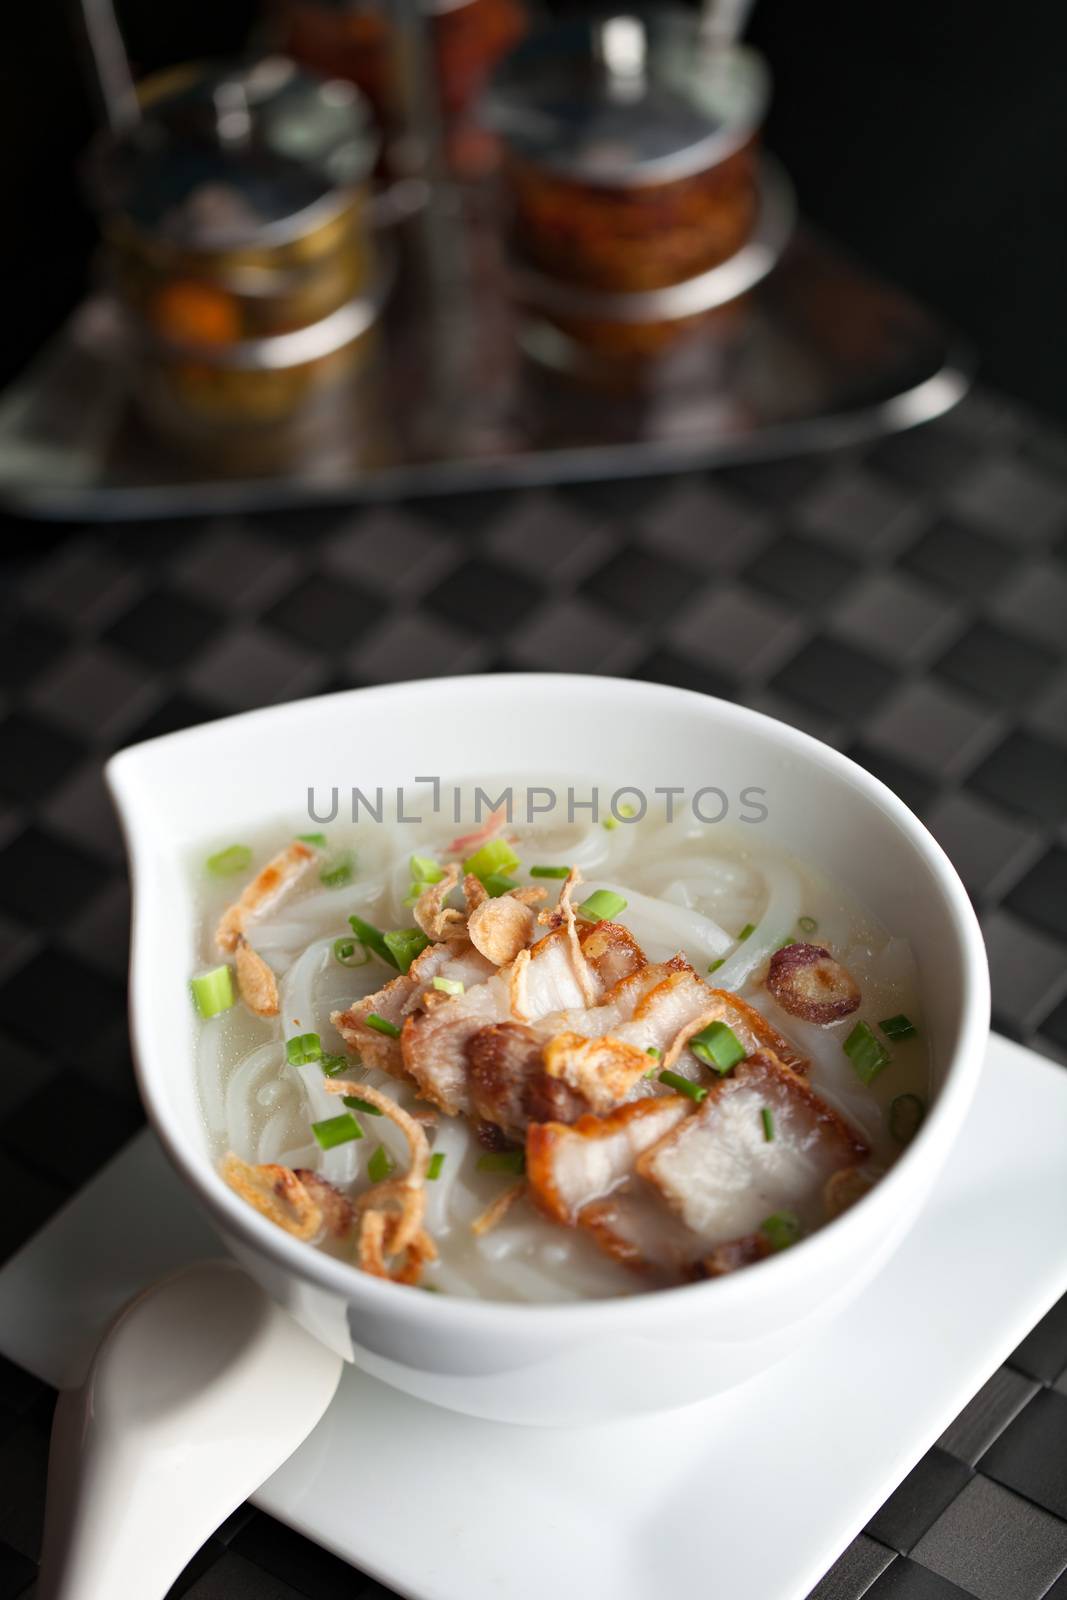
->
[0,383,1065,1600]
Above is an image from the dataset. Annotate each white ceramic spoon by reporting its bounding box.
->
[36,1259,343,1600]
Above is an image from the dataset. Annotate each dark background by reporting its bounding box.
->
[2,0,1065,417]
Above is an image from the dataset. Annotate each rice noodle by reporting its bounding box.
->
[579,881,731,962]
[707,858,802,992]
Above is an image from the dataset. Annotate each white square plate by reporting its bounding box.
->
[0,1033,1064,1600]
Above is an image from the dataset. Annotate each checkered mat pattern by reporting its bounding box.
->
[0,384,1066,1600]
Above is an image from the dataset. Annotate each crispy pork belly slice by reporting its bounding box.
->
[216,842,315,952]
[530,960,805,1076]
[401,922,646,1115]
[332,942,495,1077]
[526,1097,692,1225]
[638,1050,869,1250]
[661,984,808,1078]
[542,1032,655,1112]
[526,1097,698,1281]
[469,1023,589,1138]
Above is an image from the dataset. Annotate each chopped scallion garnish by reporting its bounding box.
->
[529,865,571,879]
[348,914,399,970]
[382,928,430,972]
[297,833,327,849]
[798,915,817,934]
[646,1045,662,1058]
[690,1020,745,1074]
[206,844,252,877]
[476,1150,526,1175]
[577,889,628,922]
[737,922,756,942]
[761,1210,802,1251]
[410,854,444,885]
[482,872,519,897]
[463,837,521,880]
[777,936,796,949]
[320,851,354,888]
[365,1013,401,1039]
[342,1094,383,1116]
[190,965,234,1018]
[843,1021,890,1084]
[880,1014,918,1041]
[333,936,369,968]
[433,976,465,995]
[427,1152,446,1180]
[889,1093,926,1145]
[321,1054,348,1077]
[602,817,618,832]
[368,1145,395,1183]
[286,1032,322,1066]
[312,1113,362,1149]
[658,1069,707,1103]
[707,958,724,975]
[761,1107,775,1142]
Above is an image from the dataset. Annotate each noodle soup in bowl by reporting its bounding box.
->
[107,675,989,1425]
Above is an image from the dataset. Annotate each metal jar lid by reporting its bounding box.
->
[91,56,379,251]
[484,10,769,187]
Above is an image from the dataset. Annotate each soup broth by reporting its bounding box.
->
[192,787,928,1301]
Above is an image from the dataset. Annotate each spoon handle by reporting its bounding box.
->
[36,1261,343,1600]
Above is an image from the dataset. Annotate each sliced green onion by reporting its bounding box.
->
[602,817,619,832]
[889,1093,926,1145]
[880,1013,918,1041]
[761,1106,775,1142]
[658,1069,708,1103]
[348,913,399,970]
[476,1150,526,1176]
[190,965,234,1018]
[205,844,252,877]
[482,872,519,897]
[707,958,725,975]
[333,936,370,968]
[286,1032,322,1066]
[529,865,571,879]
[646,1045,662,1059]
[427,1152,446,1180]
[368,1145,396,1183]
[577,889,628,922]
[365,1012,401,1039]
[690,1020,746,1074]
[342,1094,383,1116]
[320,850,354,888]
[312,1113,362,1149]
[737,922,756,942]
[297,832,327,848]
[798,915,817,934]
[410,854,444,885]
[777,936,797,949]
[321,1054,348,1077]
[761,1210,802,1251]
[382,928,430,973]
[844,1021,891,1084]
[433,976,465,995]
[463,837,521,880]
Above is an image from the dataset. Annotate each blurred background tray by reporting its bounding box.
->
[0,200,970,523]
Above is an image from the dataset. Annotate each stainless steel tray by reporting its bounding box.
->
[0,168,971,520]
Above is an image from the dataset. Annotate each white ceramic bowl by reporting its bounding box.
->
[107,675,989,1426]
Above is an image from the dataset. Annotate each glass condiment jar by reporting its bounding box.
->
[88,56,386,432]
[277,0,527,177]
[486,11,770,301]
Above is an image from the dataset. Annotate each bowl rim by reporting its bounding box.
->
[108,673,991,1331]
